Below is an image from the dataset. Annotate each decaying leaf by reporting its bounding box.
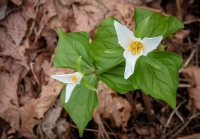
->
[182,66,200,110]
[19,61,73,138]
[93,81,131,132]
[36,106,67,139]
[0,67,23,134]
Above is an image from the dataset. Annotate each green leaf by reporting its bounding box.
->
[90,17,124,74]
[99,62,135,94]
[135,13,168,39]
[134,8,155,29]
[54,28,94,72]
[82,77,97,91]
[132,52,182,110]
[134,8,184,38]
[140,55,161,69]
[76,56,82,72]
[163,16,184,38]
[61,74,98,137]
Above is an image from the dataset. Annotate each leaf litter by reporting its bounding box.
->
[0,0,200,138]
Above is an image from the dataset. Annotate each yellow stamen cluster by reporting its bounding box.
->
[71,76,78,82]
[128,41,143,54]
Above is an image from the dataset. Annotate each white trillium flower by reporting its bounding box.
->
[51,72,83,103]
[114,21,163,79]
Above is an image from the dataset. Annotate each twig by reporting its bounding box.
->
[125,92,137,119]
[178,84,193,88]
[142,92,153,122]
[179,48,196,73]
[170,110,200,139]
[163,99,186,134]
[183,19,200,24]
[69,123,119,136]
[101,117,119,139]
[30,62,39,85]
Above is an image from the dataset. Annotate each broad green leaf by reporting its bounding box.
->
[61,74,98,137]
[133,52,182,110]
[140,55,161,69]
[90,17,124,74]
[134,8,184,38]
[134,8,155,29]
[99,62,135,94]
[135,13,168,39]
[163,16,184,38]
[54,28,94,72]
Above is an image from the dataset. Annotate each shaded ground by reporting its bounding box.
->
[0,0,200,139]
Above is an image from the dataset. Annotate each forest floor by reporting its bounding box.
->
[0,0,200,139]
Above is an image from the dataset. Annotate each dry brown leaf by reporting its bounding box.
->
[176,134,200,139]
[0,0,9,20]
[135,127,150,136]
[0,67,24,134]
[93,81,131,132]
[36,107,65,139]
[11,0,23,6]
[182,66,200,110]
[18,61,73,138]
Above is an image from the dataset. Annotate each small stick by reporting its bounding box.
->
[125,92,137,119]
[69,123,119,136]
[163,99,186,134]
[142,92,153,123]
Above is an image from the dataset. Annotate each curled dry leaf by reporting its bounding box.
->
[19,61,73,138]
[182,66,200,110]
[36,107,66,139]
[93,81,131,132]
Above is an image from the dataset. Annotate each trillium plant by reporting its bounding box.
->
[51,8,184,136]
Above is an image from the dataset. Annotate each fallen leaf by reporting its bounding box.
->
[182,66,200,110]
[0,0,9,20]
[93,81,131,132]
[36,107,65,139]
[18,61,73,138]
[0,67,24,135]
[176,133,200,139]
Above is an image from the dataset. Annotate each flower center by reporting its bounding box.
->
[71,76,78,82]
[128,41,143,54]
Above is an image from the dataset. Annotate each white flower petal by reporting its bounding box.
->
[65,83,77,103]
[72,72,83,84]
[123,49,142,79]
[114,21,135,49]
[142,36,163,56]
[51,74,74,83]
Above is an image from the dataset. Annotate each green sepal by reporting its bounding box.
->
[140,55,161,69]
[76,56,82,72]
[104,47,124,54]
[82,77,97,91]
